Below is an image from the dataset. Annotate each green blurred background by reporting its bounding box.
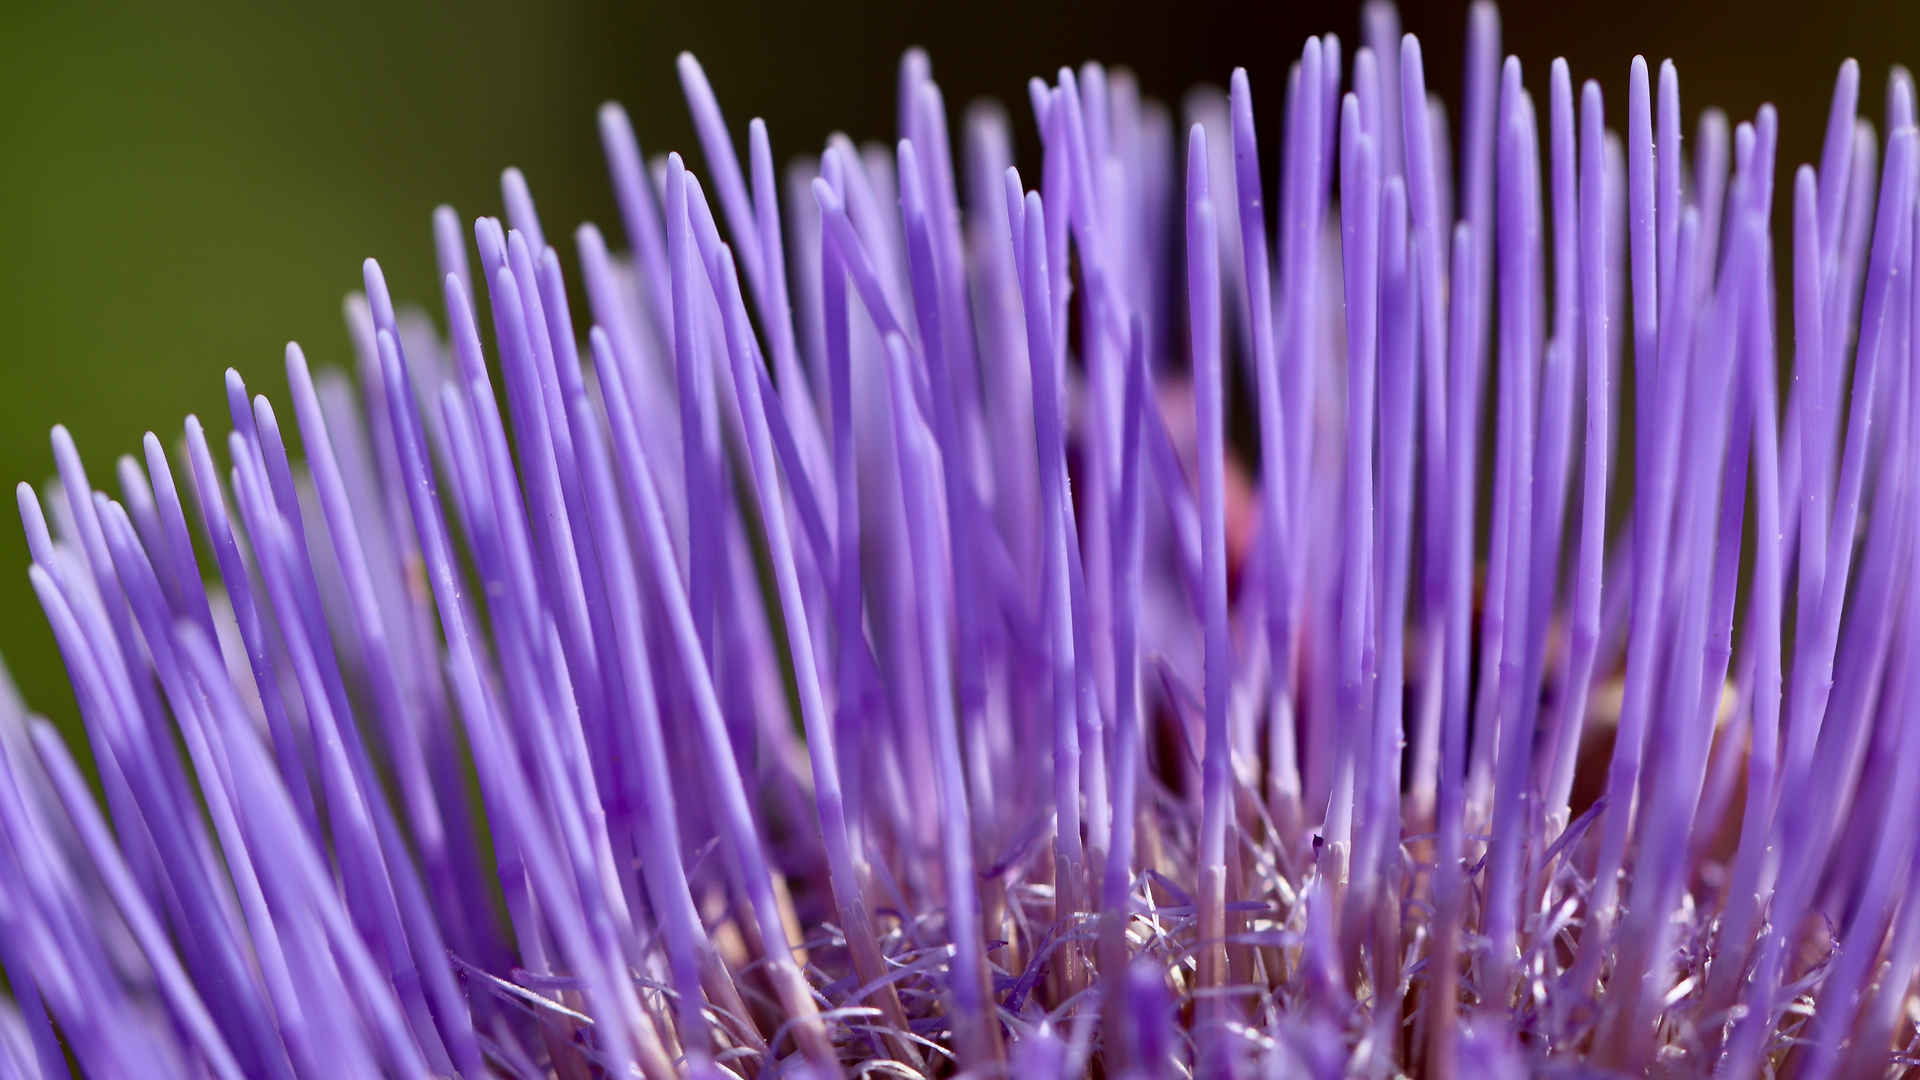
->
[2,0,1914,726]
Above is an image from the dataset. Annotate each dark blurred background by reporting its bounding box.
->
[2,0,1913,724]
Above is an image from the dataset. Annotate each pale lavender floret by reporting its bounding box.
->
[1177,114,1238,1034]
[1010,177,1091,966]
[1429,214,1479,1068]
[1395,37,1451,824]
[1360,175,1413,900]
[1482,68,1543,997]
[1523,58,1574,751]
[10,5,1920,1077]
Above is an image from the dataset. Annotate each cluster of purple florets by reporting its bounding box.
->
[2,2,1918,1076]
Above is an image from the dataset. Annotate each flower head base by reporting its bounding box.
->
[3,3,1919,1076]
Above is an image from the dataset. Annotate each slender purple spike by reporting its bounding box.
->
[1750,103,1780,214]
[1186,123,1233,994]
[1694,109,1731,282]
[1627,58,1659,427]
[1008,172,1086,967]
[1363,3,1404,179]
[1890,66,1916,132]
[1399,35,1451,818]
[501,167,545,252]
[1328,95,1378,862]
[1102,319,1148,948]
[1362,178,1413,897]
[1273,39,1322,812]
[1465,59,1525,816]
[1286,34,1325,554]
[1819,60,1863,255]
[1428,218,1478,1076]
[1228,66,1298,813]
[747,118,832,495]
[431,204,471,302]
[1545,79,1610,823]
[815,165,883,862]
[676,54,767,288]
[113,456,166,581]
[1547,60,1578,352]
[139,436,217,642]
[1320,33,1341,197]
[1484,89,1543,995]
[598,103,675,336]
[1656,60,1681,315]
[1461,2,1502,361]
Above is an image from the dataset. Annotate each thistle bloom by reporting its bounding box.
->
[6,3,1920,1075]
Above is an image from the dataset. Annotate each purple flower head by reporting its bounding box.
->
[6,3,1920,1076]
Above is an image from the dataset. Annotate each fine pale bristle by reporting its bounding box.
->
[5,2,1920,1076]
